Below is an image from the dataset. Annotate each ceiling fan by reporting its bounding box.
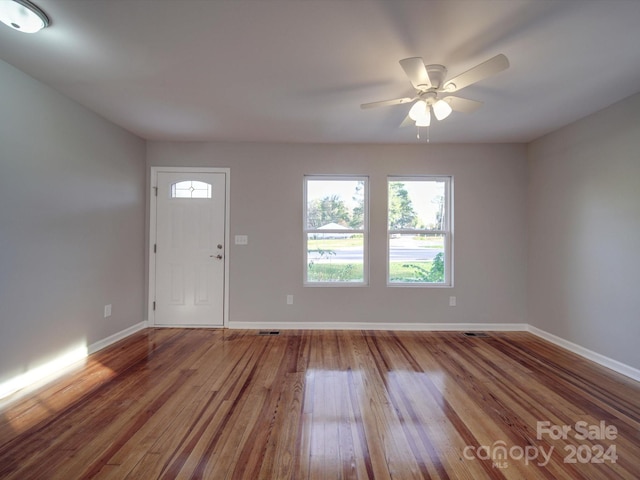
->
[361,54,509,128]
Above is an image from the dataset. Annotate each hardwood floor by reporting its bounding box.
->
[0,329,638,479]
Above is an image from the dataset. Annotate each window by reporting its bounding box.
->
[171,181,212,198]
[387,176,452,286]
[304,176,368,285]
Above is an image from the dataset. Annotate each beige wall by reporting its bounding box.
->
[147,142,528,328]
[0,60,146,386]
[527,93,640,369]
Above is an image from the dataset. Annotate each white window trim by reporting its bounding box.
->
[303,175,369,286]
[387,175,453,287]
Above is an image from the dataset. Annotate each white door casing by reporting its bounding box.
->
[149,167,230,327]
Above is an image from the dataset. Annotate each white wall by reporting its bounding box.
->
[147,142,528,328]
[0,60,146,387]
[527,92,640,370]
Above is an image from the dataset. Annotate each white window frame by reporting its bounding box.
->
[387,175,453,287]
[304,175,369,286]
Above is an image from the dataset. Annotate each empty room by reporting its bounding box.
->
[1,1,639,478]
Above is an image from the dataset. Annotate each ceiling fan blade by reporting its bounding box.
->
[399,57,432,90]
[444,96,483,113]
[399,114,415,128]
[360,97,414,109]
[443,54,509,92]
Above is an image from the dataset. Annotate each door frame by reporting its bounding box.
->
[148,166,231,327]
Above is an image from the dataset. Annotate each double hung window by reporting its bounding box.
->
[304,176,368,285]
[387,176,452,286]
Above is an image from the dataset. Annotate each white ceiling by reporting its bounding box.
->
[2,0,640,144]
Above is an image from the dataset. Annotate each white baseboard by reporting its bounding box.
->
[527,325,640,382]
[88,321,148,355]
[228,321,528,332]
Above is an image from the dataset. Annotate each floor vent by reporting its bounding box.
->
[463,332,490,338]
[258,330,281,336]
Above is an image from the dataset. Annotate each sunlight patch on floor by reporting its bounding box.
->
[0,344,89,401]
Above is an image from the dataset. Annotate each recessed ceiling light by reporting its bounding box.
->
[0,0,50,34]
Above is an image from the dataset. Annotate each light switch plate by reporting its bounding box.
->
[235,235,248,245]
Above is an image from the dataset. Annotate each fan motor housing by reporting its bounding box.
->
[424,64,447,90]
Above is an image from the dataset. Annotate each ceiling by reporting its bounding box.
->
[2,0,640,144]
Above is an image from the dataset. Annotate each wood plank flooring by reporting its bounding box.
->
[0,329,638,479]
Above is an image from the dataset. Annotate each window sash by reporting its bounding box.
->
[304,176,369,285]
[387,176,452,286]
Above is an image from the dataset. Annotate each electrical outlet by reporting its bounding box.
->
[286,295,294,305]
[104,304,112,317]
[449,296,456,307]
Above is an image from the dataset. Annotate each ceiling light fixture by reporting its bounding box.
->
[432,99,453,121]
[361,54,510,138]
[415,109,431,127]
[408,100,427,121]
[408,94,452,129]
[0,0,49,33]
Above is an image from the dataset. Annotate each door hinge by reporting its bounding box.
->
[154,186,158,196]
[153,301,156,311]
[154,244,157,253]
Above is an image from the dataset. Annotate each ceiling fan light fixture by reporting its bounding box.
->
[408,100,427,121]
[363,54,509,137]
[0,0,49,33]
[433,99,453,121]
[415,109,431,127]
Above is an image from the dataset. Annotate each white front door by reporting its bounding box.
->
[153,170,227,326]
